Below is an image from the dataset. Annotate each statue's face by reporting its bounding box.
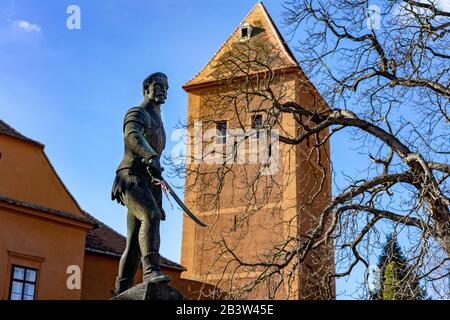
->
[147,78,168,104]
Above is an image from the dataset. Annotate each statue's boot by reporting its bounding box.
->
[142,252,171,283]
[113,277,133,296]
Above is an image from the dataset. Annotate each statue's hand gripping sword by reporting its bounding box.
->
[145,167,207,227]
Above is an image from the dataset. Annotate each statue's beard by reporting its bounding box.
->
[151,94,166,104]
[155,95,166,103]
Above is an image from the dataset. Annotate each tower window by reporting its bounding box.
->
[216,121,227,144]
[241,27,248,38]
[252,114,263,138]
[239,23,253,41]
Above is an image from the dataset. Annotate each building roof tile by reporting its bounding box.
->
[0,119,43,147]
[84,212,186,271]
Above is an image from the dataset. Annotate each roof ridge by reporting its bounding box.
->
[0,194,95,226]
[183,2,299,89]
[0,119,44,147]
[83,211,123,238]
[183,2,263,88]
[0,118,93,219]
[258,1,298,66]
[41,151,91,219]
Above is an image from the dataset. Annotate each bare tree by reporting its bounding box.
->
[172,0,449,299]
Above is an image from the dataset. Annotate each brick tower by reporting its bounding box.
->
[180,2,334,299]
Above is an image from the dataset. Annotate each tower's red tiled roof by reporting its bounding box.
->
[183,1,299,89]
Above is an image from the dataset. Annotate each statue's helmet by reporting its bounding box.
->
[142,72,168,96]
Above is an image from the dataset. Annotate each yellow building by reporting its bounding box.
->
[0,119,210,300]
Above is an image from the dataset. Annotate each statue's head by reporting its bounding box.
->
[143,72,169,104]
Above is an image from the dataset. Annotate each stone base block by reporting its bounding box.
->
[111,281,185,300]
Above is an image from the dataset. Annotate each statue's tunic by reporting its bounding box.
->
[111,106,166,208]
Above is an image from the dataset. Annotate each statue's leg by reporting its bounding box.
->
[140,183,163,253]
[126,180,170,283]
[114,209,141,295]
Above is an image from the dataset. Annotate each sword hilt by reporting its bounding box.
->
[145,166,164,185]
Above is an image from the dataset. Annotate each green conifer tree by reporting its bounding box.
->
[371,234,426,300]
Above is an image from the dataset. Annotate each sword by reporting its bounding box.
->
[146,167,207,227]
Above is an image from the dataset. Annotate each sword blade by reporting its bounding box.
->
[162,180,207,227]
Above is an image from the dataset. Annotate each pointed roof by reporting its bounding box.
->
[183,1,299,90]
[0,119,43,147]
[0,118,88,218]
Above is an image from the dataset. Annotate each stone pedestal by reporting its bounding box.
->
[111,282,185,300]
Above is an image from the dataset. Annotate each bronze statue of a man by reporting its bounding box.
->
[111,72,170,295]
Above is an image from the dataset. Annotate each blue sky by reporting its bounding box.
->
[0,0,374,298]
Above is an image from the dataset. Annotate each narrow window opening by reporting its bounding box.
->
[216,121,227,144]
[252,114,263,139]
[241,27,248,39]
[239,23,253,41]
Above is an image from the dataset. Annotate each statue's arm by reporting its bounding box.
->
[124,118,158,160]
